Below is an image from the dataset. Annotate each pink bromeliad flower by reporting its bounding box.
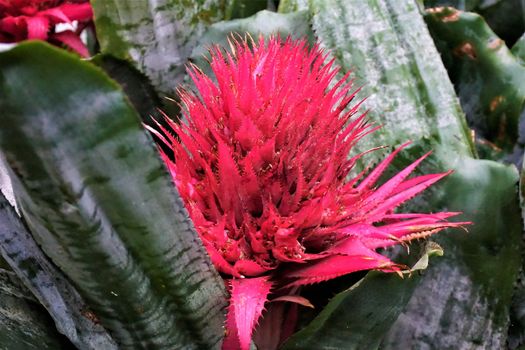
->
[149,36,468,350]
[0,0,92,56]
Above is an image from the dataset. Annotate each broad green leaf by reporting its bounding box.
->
[307,0,473,163]
[0,190,117,350]
[0,268,72,349]
[282,0,522,348]
[282,243,443,350]
[91,0,228,98]
[0,42,227,349]
[90,54,167,126]
[424,7,525,156]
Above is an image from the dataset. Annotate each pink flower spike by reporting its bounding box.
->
[284,254,398,287]
[225,277,273,350]
[151,35,469,350]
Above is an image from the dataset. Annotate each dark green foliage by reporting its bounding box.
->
[0,1,524,349]
[91,54,166,126]
[225,0,273,19]
[0,42,226,349]
[282,244,443,350]
[512,33,525,65]
[0,268,73,350]
[0,191,117,349]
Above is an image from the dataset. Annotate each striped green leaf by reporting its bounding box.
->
[0,42,227,349]
[91,0,229,98]
[0,268,72,350]
[0,190,117,349]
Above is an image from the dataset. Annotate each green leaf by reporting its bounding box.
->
[423,0,480,9]
[277,0,309,13]
[511,162,525,349]
[0,268,73,350]
[283,0,523,348]
[423,0,525,45]
[512,32,525,65]
[90,54,168,126]
[91,0,228,98]
[424,7,525,154]
[282,243,444,350]
[0,42,227,349]
[188,10,314,85]
[191,9,314,61]
[0,190,117,349]
[474,0,525,46]
[225,0,270,19]
[311,1,473,159]
[383,159,521,349]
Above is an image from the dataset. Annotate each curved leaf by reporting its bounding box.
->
[0,190,117,349]
[310,0,473,157]
[0,42,227,349]
[512,32,525,65]
[90,54,164,127]
[383,159,521,349]
[0,268,72,350]
[282,243,444,350]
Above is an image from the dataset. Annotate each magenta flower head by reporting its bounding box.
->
[149,36,468,350]
[0,0,93,56]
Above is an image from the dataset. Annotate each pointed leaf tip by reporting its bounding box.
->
[225,276,272,350]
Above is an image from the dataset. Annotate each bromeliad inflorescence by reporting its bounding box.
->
[149,36,468,350]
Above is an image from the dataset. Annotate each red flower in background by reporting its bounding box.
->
[0,0,92,56]
[150,36,468,350]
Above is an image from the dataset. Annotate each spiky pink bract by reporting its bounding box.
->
[151,36,468,350]
[0,0,92,56]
